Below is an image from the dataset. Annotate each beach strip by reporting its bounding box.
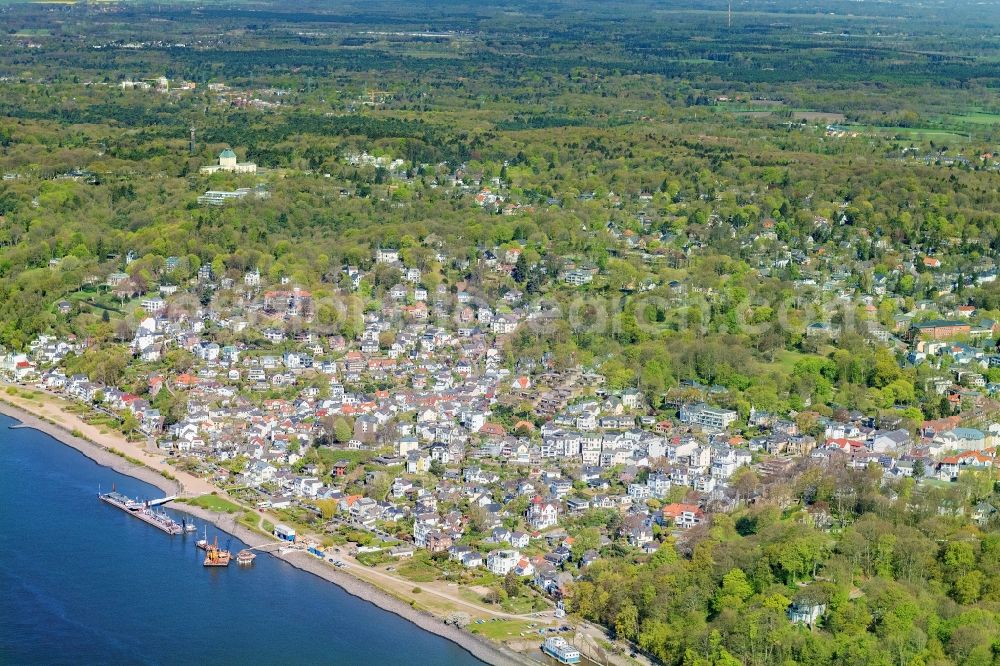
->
[0,398,533,666]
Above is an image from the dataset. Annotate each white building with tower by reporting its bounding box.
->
[200,148,257,174]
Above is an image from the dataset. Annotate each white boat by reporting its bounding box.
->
[195,525,208,550]
[184,520,197,533]
[542,637,580,664]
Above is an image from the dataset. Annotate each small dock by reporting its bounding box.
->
[99,491,183,535]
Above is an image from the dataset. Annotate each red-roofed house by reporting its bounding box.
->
[175,373,198,388]
[955,305,976,318]
[511,375,531,391]
[527,496,560,530]
[660,503,704,529]
[825,438,865,454]
[480,422,507,437]
[13,360,35,380]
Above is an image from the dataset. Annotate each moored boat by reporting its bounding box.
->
[237,549,256,566]
[99,489,183,535]
[541,637,580,665]
[204,537,231,567]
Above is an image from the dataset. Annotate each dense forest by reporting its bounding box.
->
[572,463,1000,666]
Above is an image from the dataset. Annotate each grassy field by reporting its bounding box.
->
[468,619,538,641]
[860,125,971,141]
[460,588,488,605]
[184,494,243,513]
[501,594,548,614]
[772,349,809,372]
[942,111,1000,126]
[66,288,130,314]
[397,556,441,583]
[5,387,43,401]
[316,448,375,469]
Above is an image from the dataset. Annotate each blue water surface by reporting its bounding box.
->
[0,412,483,666]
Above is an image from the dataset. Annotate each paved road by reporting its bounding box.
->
[338,549,555,621]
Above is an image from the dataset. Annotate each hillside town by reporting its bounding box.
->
[5,0,1000,662]
[4,152,1000,610]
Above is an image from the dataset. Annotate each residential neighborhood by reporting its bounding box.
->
[4,203,1000,615]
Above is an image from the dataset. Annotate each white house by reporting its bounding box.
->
[376,248,400,264]
[935,428,987,451]
[679,403,738,431]
[527,497,560,530]
[486,549,521,576]
[140,297,165,313]
[871,429,911,453]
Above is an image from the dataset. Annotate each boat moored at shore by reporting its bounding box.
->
[204,537,232,567]
[541,637,581,664]
[195,525,209,550]
[99,489,182,535]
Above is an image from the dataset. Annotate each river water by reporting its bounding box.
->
[0,413,483,665]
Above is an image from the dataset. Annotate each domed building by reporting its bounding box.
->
[200,148,257,174]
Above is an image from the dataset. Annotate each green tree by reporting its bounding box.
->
[502,570,521,598]
[713,568,753,613]
[333,418,353,443]
[121,413,140,436]
[953,571,984,604]
[572,527,601,560]
[615,600,639,641]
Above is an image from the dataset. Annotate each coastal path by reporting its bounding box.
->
[1,382,218,498]
[3,382,607,664]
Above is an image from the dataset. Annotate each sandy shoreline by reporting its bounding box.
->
[1,401,181,496]
[0,400,534,666]
[174,504,533,666]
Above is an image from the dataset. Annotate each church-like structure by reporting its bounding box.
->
[200,148,257,174]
